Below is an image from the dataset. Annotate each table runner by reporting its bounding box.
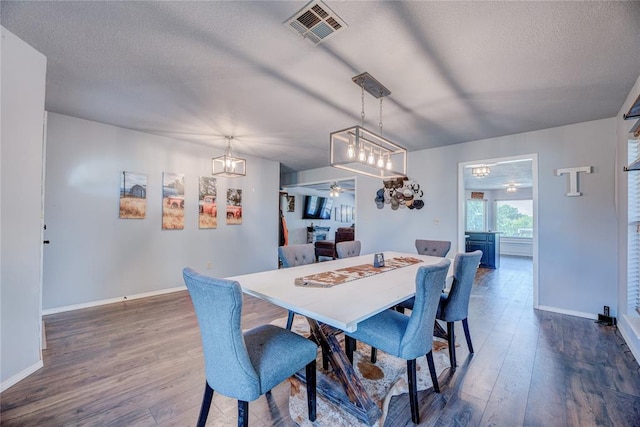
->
[294,256,423,288]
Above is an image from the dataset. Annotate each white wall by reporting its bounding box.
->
[285,118,617,319]
[616,74,640,362]
[1,27,47,390]
[43,113,280,311]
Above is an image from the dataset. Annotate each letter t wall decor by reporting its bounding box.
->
[556,166,592,196]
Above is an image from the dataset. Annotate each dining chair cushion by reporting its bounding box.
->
[336,240,361,259]
[244,325,318,394]
[415,239,451,257]
[279,244,316,267]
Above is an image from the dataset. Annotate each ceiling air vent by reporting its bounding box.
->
[284,0,347,46]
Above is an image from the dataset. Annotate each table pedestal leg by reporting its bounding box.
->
[303,318,382,425]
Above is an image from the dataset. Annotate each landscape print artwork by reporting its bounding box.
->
[199,177,217,229]
[226,188,242,225]
[162,172,185,230]
[119,171,147,219]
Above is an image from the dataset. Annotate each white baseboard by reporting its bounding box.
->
[619,315,640,363]
[1,360,43,393]
[42,285,187,316]
[535,305,597,320]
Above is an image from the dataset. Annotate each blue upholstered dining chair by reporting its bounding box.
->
[394,239,452,315]
[183,268,318,427]
[344,259,451,425]
[415,239,452,257]
[336,240,361,259]
[278,243,316,330]
[436,250,482,370]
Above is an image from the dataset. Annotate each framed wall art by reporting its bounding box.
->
[119,171,147,219]
[226,188,242,225]
[199,176,217,229]
[162,172,185,230]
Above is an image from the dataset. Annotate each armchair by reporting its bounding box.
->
[314,227,355,260]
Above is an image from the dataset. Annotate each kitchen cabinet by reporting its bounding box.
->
[465,232,500,269]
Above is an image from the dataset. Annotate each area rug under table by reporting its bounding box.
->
[270,317,452,427]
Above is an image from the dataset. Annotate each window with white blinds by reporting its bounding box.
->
[628,138,640,314]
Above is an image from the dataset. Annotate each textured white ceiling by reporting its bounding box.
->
[2,1,639,173]
[464,159,533,191]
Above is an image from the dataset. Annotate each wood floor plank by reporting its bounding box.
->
[432,390,486,427]
[565,359,612,426]
[2,257,640,427]
[523,318,569,426]
[480,298,537,426]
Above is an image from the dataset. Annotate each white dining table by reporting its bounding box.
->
[228,251,453,333]
[227,251,453,425]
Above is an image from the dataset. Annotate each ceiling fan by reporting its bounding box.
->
[310,181,355,197]
[329,182,343,197]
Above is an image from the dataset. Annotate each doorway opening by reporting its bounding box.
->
[280,178,356,247]
[458,154,539,307]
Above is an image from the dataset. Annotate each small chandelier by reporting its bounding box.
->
[330,72,407,179]
[212,136,246,177]
[506,183,517,193]
[471,166,491,177]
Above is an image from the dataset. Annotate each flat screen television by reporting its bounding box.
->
[302,195,333,220]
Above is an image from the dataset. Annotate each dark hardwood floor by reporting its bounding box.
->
[2,256,639,426]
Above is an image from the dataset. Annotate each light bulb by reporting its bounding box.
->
[377,154,384,168]
[347,144,355,159]
[386,158,392,170]
[358,147,366,162]
[367,150,375,165]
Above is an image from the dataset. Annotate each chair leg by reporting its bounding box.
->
[197,381,214,427]
[447,321,457,370]
[370,347,377,363]
[462,318,474,354]
[345,336,355,363]
[305,361,317,421]
[237,400,249,427]
[322,349,329,370]
[407,359,420,424]
[426,350,440,393]
[285,311,295,330]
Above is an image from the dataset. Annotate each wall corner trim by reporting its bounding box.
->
[619,315,640,363]
[0,360,43,393]
[535,305,597,320]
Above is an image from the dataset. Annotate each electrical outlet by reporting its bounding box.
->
[207,262,212,269]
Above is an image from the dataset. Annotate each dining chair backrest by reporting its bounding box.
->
[415,239,451,257]
[399,258,451,360]
[183,267,261,402]
[438,250,482,322]
[336,240,361,259]
[279,244,316,267]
